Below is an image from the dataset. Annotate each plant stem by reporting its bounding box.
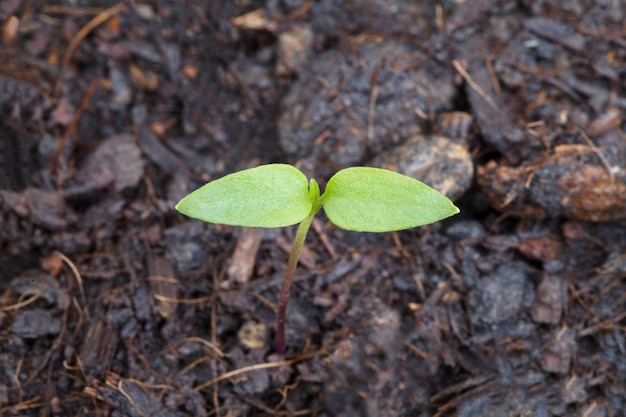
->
[274,211,316,355]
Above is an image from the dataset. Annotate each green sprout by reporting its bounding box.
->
[175,164,459,354]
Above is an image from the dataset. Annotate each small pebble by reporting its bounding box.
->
[11,309,61,337]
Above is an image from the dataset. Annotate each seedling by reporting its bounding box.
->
[176,164,459,354]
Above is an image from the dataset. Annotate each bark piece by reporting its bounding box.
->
[227,227,264,285]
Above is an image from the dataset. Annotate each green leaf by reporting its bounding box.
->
[321,167,459,232]
[175,164,312,228]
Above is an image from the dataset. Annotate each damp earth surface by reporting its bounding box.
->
[1,1,625,416]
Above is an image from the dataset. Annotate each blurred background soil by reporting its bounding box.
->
[1,1,625,416]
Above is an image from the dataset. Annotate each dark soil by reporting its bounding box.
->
[1,1,625,416]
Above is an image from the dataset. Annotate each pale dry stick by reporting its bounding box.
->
[574,125,618,185]
[579,311,626,336]
[177,336,225,358]
[286,0,314,20]
[484,57,501,94]
[42,5,107,15]
[133,347,179,385]
[582,402,598,417]
[195,360,296,391]
[313,129,331,147]
[441,260,464,288]
[525,120,547,144]
[62,349,89,386]
[391,231,413,266]
[179,355,213,375]
[250,291,278,313]
[311,217,336,259]
[151,294,213,304]
[556,324,569,340]
[14,356,24,400]
[0,396,44,414]
[565,375,579,391]
[55,2,125,98]
[274,375,303,411]
[436,4,444,31]
[55,251,87,313]
[194,350,324,391]
[123,378,172,390]
[61,2,125,70]
[413,103,429,120]
[404,340,428,360]
[147,275,180,284]
[71,297,85,334]
[497,173,526,209]
[451,59,499,111]
[0,293,41,312]
[413,273,426,300]
[116,380,139,410]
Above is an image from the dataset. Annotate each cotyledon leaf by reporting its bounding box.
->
[175,164,312,228]
[321,167,459,232]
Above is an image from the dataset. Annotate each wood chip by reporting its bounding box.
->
[227,227,264,285]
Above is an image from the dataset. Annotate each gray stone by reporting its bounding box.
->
[371,135,473,200]
[11,308,61,337]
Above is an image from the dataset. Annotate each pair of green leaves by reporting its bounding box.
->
[175,164,459,232]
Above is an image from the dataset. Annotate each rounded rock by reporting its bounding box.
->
[371,135,473,200]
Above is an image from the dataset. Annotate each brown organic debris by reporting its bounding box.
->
[478,144,626,221]
[227,227,264,285]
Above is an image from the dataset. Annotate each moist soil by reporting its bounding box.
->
[1,1,626,417]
